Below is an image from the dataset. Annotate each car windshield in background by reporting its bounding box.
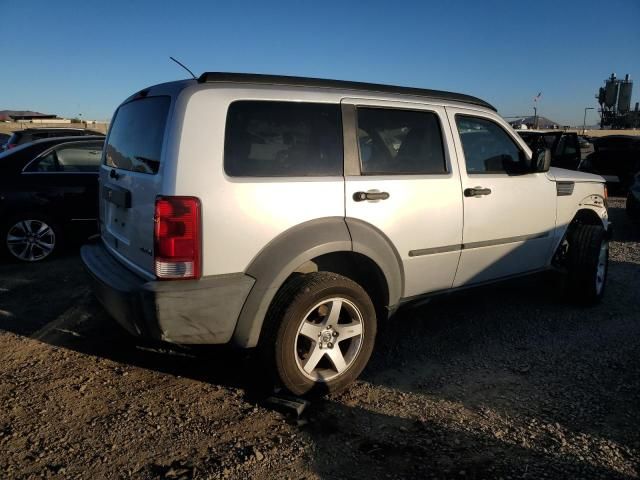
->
[104,96,170,174]
[519,132,558,150]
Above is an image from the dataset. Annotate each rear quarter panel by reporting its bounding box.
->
[172,86,346,277]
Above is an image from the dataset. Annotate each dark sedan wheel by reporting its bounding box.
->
[4,218,59,262]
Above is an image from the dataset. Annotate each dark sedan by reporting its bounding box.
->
[517,130,582,170]
[0,127,104,152]
[0,136,104,261]
[579,135,640,192]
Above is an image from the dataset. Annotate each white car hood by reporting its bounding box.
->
[546,167,604,183]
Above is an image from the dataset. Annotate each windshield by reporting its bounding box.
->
[104,96,170,174]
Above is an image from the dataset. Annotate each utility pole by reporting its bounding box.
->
[582,107,594,134]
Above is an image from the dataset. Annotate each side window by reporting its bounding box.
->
[356,108,446,175]
[25,151,59,172]
[55,143,103,172]
[557,135,577,156]
[455,116,526,174]
[224,101,343,177]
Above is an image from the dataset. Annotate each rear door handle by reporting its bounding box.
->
[464,187,492,197]
[353,191,390,202]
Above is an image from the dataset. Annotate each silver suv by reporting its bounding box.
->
[81,73,611,395]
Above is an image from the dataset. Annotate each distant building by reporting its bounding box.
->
[9,113,58,121]
[9,114,71,124]
[509,115,559,130]
[0,110,70,124]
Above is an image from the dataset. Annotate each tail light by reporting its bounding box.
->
[154,196,201,280]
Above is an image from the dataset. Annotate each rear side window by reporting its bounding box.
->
[25,152,58,172]
[105,96,170,174]
[25,142,103,172]
[224,101,343,177]
[56,143,103,172]
[356,108,446,175]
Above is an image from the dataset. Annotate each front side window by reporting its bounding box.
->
[105,96,170,174]
[225,101,343,177]
[456,116,527,174]
[356,107,446,175]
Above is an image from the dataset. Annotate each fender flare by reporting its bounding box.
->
[552,194,609,255]
[231,217,404,347]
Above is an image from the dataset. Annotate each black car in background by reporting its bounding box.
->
[516,130,583,170]
[1,127,104,151]
[579,135,640,192]
[0,137,104,261]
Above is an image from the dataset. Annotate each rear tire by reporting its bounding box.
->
[565,224,608,304]
[261,272,377,396]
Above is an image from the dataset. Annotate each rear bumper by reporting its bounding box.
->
[80,241,255,344]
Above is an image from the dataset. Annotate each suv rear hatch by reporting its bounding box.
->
[100,95,171,277]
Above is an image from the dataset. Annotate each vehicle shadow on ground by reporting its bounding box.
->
[367,258,640,441]
[302,400,637,480]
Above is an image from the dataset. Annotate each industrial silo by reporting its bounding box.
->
[618,74,633,113]
[604,73,619,108]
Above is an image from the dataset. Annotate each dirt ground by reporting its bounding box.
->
[1,199,639,480]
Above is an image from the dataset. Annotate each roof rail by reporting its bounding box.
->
[197,72,496,111]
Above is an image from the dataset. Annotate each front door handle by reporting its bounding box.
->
[353,191,390,202]
[464,187,492,197]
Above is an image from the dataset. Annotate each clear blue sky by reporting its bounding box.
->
[2,0,639,125]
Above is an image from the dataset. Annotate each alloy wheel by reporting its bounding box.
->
[6,219,56,261]
[294,297,365,382]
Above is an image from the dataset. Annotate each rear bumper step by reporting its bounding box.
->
[81,241,255,344]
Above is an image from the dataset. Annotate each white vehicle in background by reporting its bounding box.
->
[81,73,611,396]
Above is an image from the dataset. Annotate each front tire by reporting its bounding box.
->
[565,224,608,304]
[262,272,377,396]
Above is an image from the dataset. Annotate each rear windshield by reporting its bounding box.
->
[105,96,170,174]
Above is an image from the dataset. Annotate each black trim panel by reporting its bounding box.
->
[556,181,575,196]
[102,184,131,209]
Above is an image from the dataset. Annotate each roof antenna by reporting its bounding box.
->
[169,56,197,79]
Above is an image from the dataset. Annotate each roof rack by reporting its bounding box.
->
[197,72,496,111]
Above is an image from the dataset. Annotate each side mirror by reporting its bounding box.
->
[532,147,552,172]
